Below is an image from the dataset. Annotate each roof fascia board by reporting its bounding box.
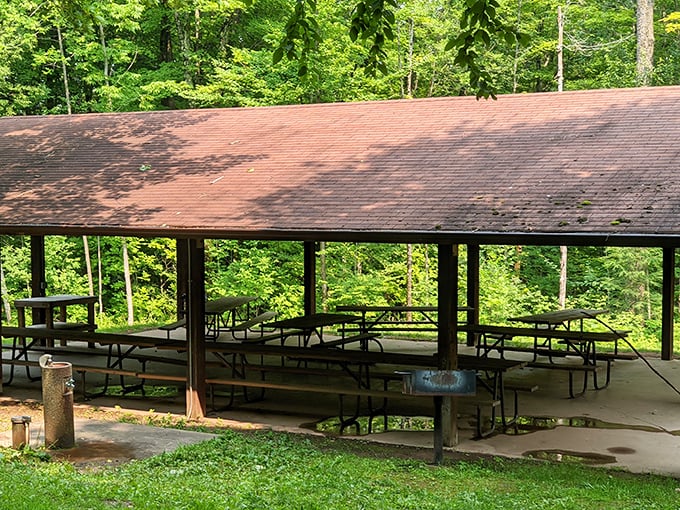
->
[1,226,679,248]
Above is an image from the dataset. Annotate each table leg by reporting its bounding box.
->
[44,307,56,348]
[58,305,68,346]
[87,302,96,348]
[58,304,67,322]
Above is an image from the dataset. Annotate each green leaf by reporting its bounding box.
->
[349,26,359,41]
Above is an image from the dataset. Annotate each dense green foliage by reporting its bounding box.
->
[2,0,680,114]
[1,429,679,509]
[1,1,680,349]
[0,235,672,352]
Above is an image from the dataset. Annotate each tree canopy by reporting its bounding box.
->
[2,0,680,114]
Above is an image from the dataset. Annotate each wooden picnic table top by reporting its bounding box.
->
[203,340,525,373]
[14,294,97,308]
[266,313,360,331]
[460,323,625,342]
[508,309,608,326]
[0,325,183,349]
[205,296,257,315]
[336,305,473,313]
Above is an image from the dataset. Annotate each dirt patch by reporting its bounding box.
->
[0,396,124,433]
[0,397,44,428]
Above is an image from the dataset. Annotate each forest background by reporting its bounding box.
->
[1,0,679,351]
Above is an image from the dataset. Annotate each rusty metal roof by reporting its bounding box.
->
[1,86,679,246]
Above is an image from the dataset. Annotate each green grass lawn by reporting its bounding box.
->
[1,429,679,510]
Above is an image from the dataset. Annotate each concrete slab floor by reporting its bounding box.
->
[2,340,680,477]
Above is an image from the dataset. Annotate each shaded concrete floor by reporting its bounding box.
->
[2,334,680,476]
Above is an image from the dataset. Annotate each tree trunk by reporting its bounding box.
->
[56,25,72,114]
[98,23,109,85]
[160,16,173,62]
[514,246,522,273]
[174,11,194,86]
[406,18,414,97]
[97,237,104,314]
[122,238,134,326]
[406,243,413,322]
[424,245,430,303]
[159,0,173,63]
[512,0,523,93]
[645,266,652,320]
[83,236,94,296]
[0,255,11,323]
[559,245,568,309]
[636,0,655,86]
[98,23,113,111]
[557,6,564,92]
[319,241,328,312]
[355,243,362,275]
[557,10,567,309]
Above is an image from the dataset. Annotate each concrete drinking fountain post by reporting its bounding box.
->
[39,354,76,449]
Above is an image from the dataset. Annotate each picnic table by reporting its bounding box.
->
[0,325,184,393]
[201,338,527,437]
[464,309,633,398]
[204,296,258,339]
[508,308,608,330]
[160,295,258,340]
[506,309,607,360]
[8,294,98,380]
[15,294,97,332]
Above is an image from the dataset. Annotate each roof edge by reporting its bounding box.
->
[1,226,679,248]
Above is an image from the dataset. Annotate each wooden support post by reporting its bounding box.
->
[304,241,317,316]
[30,236,47,325]
[466,244,480,346]
[438,243,459,447]
[186,238,206,419]
[661,247,675,360]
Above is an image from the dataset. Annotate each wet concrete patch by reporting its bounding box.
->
[506,415,663,435]
[1,418,218,467]
[607,446,636,454]
[48,439,139,466]
[523,449,617,465]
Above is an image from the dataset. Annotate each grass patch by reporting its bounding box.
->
[88,385,180,399]
[1,429,679,509]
